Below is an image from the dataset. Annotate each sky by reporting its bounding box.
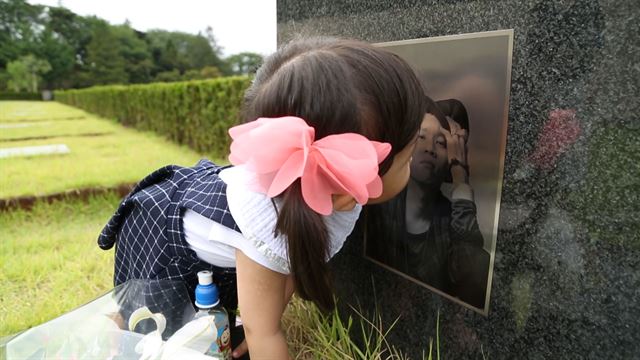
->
[27,0,277,57]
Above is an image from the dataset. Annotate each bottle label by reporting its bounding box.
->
[204,311,231,360]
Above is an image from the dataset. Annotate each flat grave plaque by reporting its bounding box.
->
[0,144,71,158]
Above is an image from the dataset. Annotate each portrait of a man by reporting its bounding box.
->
[365,30,513,314]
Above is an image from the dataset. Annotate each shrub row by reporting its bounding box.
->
[54,77,252,158]
[0,92,41,100]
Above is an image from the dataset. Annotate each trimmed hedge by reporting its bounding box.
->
[54,77,252,158]
[0,92,41,100]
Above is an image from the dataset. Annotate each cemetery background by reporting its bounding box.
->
[1,93,425,359]
[2,1,407,350]
[0,0,275,348]
[0,100,207,336]
[2,0,638,358]
[0,90,424,359]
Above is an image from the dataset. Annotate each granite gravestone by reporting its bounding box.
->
[278,1,639,358]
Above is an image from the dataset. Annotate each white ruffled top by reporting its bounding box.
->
[183,165,362,274]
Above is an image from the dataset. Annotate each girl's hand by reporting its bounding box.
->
[232,340,248,358]
[442,117,469,184]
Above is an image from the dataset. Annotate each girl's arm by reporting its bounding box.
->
[284,273,295,304]
[235,249,292,359]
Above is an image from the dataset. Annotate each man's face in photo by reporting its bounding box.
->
[410,113,448,187]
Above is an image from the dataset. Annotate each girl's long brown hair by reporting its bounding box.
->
[241,37,428,311]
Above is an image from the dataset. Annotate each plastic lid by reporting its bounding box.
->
[197,270,213,285]
[195,271,219,308]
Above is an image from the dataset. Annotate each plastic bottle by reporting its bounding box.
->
[193,270,232,359]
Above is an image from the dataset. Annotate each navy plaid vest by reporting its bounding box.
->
[98,159,240,328]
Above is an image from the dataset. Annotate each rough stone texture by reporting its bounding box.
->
[278,0,639,358]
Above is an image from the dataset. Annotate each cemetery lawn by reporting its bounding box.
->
[0,118,120,141]
[0,101,415,357]
[0,194,119,337]
[283,297,418,360]
[0,101,88,122]
[0,101,222,199]
[0,190,411,358]
[1,131,210,198]
[0,196,416,357]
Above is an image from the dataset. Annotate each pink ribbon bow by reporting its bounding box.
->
[228,116,391,215]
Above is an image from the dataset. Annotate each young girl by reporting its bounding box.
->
[98,37,428,358]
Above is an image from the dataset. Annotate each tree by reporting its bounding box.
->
[43,6,95,88]
[6,55,51,92]
[35,29,75,89]
[159,38,185,73]
[112,25,154,83]
[0,1,76,88]
[205,26,223,56]
[200,66,221,79]
[0,1,233,89]
[0,0,43,68]
[147,30,226,74]
[185,35,220,69]
[0,69,10,90]
[85,21,128,85]
[181,69,203,81]
[154,69,181,82]
[204,26,231,75]
[225,52,263,75]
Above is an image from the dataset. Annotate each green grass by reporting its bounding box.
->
[0,192,439,358]
[0,100,223,339]
[0,118,121,141]
[0,101,227,198]
[0,194,120,337]
[1,127,221,199]
[282,298,444,359]
[283,297,415,360]
[0,101,89,122]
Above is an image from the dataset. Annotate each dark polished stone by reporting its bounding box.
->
[278,0,639,358]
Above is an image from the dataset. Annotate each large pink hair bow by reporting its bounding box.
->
[228,116,391,215]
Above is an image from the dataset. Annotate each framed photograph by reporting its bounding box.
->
[364,30,513,315]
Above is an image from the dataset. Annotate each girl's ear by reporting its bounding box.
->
[332,194,358,211]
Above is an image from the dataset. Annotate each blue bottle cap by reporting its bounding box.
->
[195,270,220,308]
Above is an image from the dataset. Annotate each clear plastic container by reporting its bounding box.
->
[0,279,218,359]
